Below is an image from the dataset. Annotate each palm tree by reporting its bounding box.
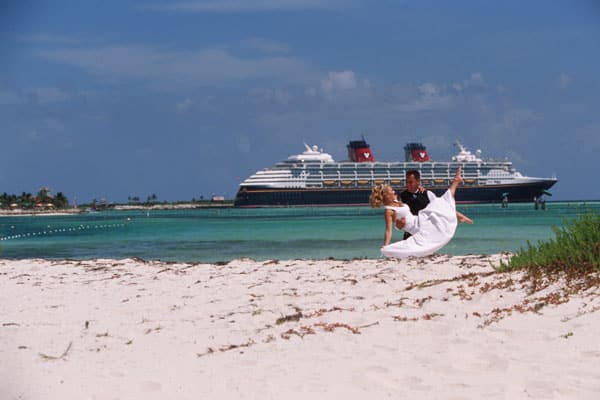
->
[147,193,157,204]
[36,187,50,204]
[0,192,9,209]
[0,193,18,208]
[53,192,69,209]
[18,192,34,209]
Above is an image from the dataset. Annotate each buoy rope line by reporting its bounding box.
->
[0,222,128,241]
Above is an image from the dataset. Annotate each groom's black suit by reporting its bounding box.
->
[399,189,430,240]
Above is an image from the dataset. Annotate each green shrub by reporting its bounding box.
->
[501,211,600,273]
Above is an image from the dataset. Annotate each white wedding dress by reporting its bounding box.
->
[381,190,457,258]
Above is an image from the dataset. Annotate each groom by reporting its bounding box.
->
[396,169,430,239]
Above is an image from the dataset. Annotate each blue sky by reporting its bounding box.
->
[1,0,599,202]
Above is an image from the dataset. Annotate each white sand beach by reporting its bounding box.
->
[0,209,83,217]
[2,255,599,399]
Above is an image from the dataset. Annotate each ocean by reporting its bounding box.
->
[1,201,598,263]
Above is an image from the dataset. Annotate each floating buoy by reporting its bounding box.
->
[0,221,128,241]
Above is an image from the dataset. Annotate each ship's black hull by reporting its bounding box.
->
[234,180,557,207]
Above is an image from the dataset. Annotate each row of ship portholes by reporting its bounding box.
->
[0,223,127,241]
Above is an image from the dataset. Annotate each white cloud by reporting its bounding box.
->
[395,82,451,112]
[315,70,374,105]
[501,108,537,130]
[320,70,357,94]
[557,72,572,89]
[451,72,485,92]
[418,82,438,97]
[148,0,341,13]
[37,46,313,86]
[246,37,291,54]
[391,73,489,113]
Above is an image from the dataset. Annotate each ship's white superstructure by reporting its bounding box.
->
[234,139,557,206]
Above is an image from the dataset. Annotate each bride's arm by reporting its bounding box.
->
[383,209,395,246]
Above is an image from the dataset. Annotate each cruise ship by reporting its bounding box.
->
[233,139,557,207]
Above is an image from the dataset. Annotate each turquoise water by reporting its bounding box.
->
[1,202,598,262]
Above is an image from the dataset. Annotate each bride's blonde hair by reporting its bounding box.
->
[369,184,390,208]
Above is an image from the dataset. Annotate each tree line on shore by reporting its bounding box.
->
[1,189,230,211]
[0,188,69,210]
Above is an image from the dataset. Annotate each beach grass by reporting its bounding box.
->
[498,211,600,297]
[502,211,600,272]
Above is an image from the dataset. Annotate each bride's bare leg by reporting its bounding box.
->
[448,168,473,223]
[449,167,462,197]
[457,211,473,224]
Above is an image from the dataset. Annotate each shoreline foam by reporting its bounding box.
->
[2,254,599,399]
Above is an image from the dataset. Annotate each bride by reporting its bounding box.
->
[370,167,473,258]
